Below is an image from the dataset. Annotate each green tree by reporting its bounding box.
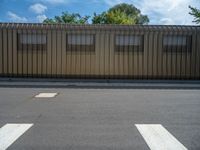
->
[43,3,149,25]
[92,12,107,24]
[43,12,90,24]
[189,5,200,24]
[92,3,149,25]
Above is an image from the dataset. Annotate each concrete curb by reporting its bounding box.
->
[0,78,200,89]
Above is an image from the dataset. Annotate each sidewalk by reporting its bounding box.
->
[0,78,200,89]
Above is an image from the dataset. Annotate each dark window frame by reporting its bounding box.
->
[162,35,192,53]
[66,33,95,52]
[114,34,144,52]
[17,33,47,51]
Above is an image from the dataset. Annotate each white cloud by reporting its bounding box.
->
[7,11,27,22]
[40,0,67,4]
[103,0,125,6]
[36,14,47,22]
[136,0,199,25]
[102,0,200,25]
[160,18,175,25]
[102,0,139,7]
[30,3,47,14]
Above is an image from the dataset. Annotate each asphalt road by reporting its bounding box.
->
[0,87,200,150]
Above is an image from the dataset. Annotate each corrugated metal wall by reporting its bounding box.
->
[0,23,200,79]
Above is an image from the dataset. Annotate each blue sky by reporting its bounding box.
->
[0,0,199,25]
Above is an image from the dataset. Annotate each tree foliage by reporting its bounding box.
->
[43,3,149,25]
[189,5,200,24]
[92,10,137,24]
[43,12,90,24]
[92,3,149,25]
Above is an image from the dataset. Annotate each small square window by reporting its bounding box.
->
[115,35,144,52]
[67,34,95,52]
[163,35,192,52]
[17,33,47,51]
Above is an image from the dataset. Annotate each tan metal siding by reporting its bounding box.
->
[47,30,52,76]
[0,29,2,74]
[27,30,32,76]
[8,29,13,75]
[51,30,57,76]
[3,28,8,74]
[42,29,47,76]
[0,23,199,79]
[197,29,200,78]
[56,30,62,76]
[61,31,66,75]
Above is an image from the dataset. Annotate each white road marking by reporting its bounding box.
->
[0,124,33,150]
[35,93,58,98]
[135,124,187,150]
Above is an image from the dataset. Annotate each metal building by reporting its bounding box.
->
[0,23,199,79]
